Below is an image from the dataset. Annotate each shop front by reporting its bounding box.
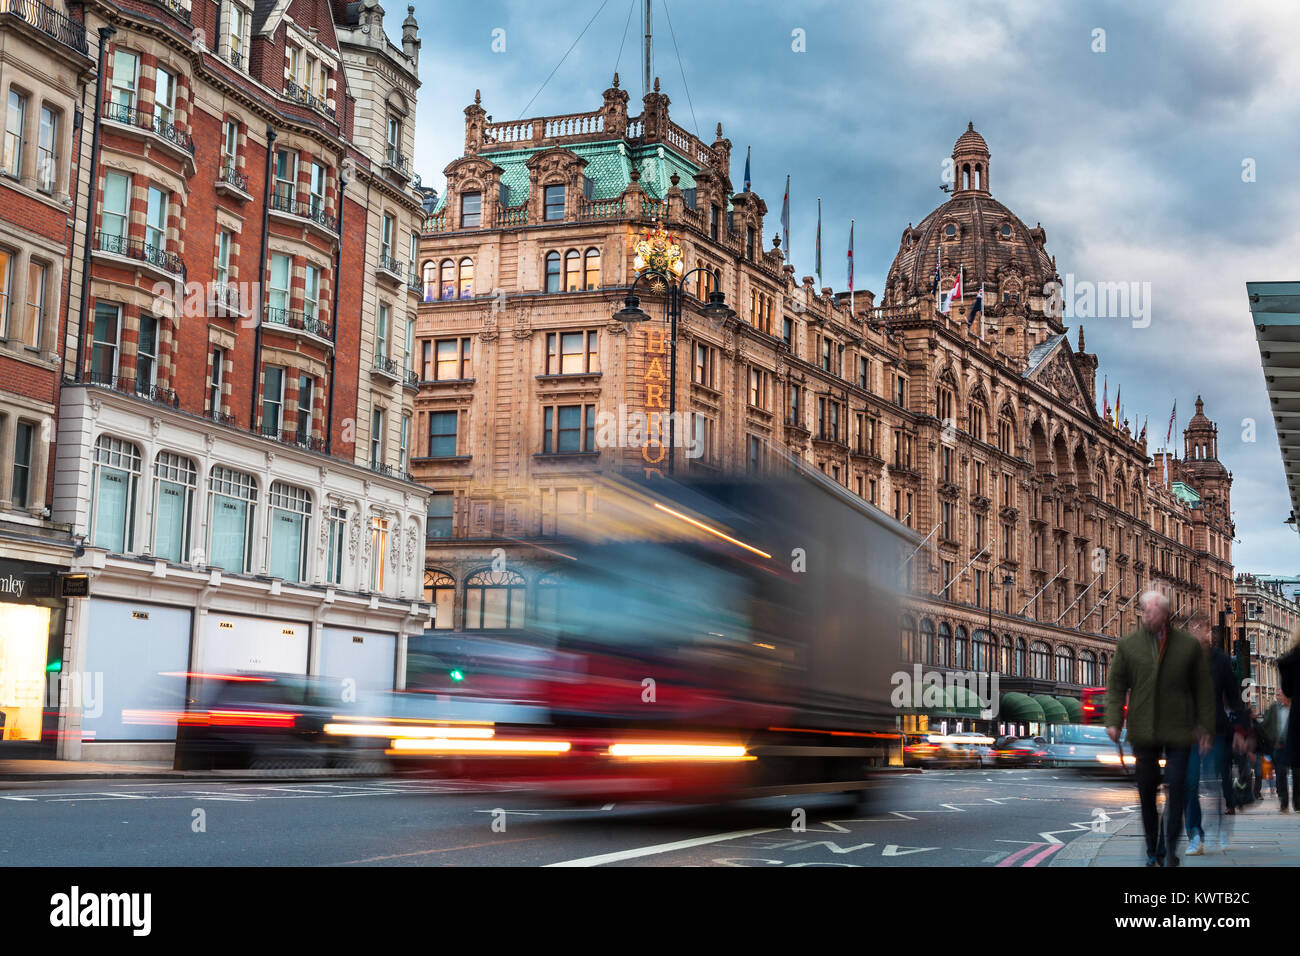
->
[0,557,70,756]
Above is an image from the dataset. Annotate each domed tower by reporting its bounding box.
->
[1180,395,1232,515]
[883,124,1065,371]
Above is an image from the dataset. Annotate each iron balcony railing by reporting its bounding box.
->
[377,252,404,276]
[259,425,325,453]
[372,355,401,377]
[210,280,241,315]
[285,80,336,121]
[368,461,412,481]
[269,188,337,232]
[404,369,420,390]
[384,146,411,177]
[102,102,193,154]
[87,372,179,407]
[210,409,238,427]
[225,46,243,70]
[1,0,89,55]
[218,161,247,192]
[94,230,186,278]
[264,306,332,340]
[150,0,191,25]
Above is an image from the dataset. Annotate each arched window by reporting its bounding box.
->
[91,434,142,553]
[423,569,455,630]
[937,622,952,668]
[564,249,581,292]
[545,251,561,293]
[458,258,474,299]
[207,465,257,574]
[151,450,196,563]
[532,571,564,630]
[1056,645,1076,684]
[583,247,601,290]
[422,260,436,301]
[268,481,312,583]
[998,412,1015,454]
[1015,636,1027,676]
[901,614,918,662]
[972,629,990,671]
[1030,641,1051,680]
[920,618,936,666]
[464,567,526,630]
[439,259,455,300]
[1080,649,1097,686]
[1001,634,1013,674]
[953,625,968,669]
[1099,652,1109,685]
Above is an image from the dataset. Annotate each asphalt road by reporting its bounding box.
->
[0,768,1143,866]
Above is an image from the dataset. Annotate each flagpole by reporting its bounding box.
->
[815,197,822,286]
[849,218,854,316]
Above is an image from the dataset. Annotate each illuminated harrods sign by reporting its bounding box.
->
[634,224,681,479]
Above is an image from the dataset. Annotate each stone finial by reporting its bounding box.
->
[772,233,781,250]
[1077,324,1085,352]
[402,6,421,63]
[654,76,660,92]
[629,167,640,182]
[716,122,722,138]
[475,89,481,105]
[613,72,619,88]
[669,172,679,187]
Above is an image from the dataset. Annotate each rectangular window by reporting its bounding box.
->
[110,49,138,114]
[544,185,565,221]
[154,67,176,129]
[427,493,453,539]
[216,230,232,286]
[0,249,11,337]
[91,302,120,384]
[146,187,168,257]
[222,119,239,167]
[310,162,327,217]
[859,356,869,391]
[11,421,32,510]
[326,506,345,584]
[268,484,310,584]
[694,343,715,388]
[381,213,395,261]
[460,191,481,228]
[229,5,247,64]
[37,106,57,192]
[371,409,384,467]
[261,365,284,437]
[268,253,290,315]
[208,467,255,574]
[692,413,714,463]
[747,435,762,473]
[22,260,45,349]
[151,452,194,564]
[400,414,410,470]
[782,316,793,346]
[303,263,319,320]
[376,302,390,363]
[433,337,471,380]
[542,404,597,454]
[209,347,225,417]
[709,204,720,240]
[296,374,313,443]
[274,149,296,204]
[136,315,157,391]
[546,331,597,374]
[894,375,907,408]
[3,90,25,177]
[821,338,833,372]
[101,171,130,239]
[369,516,388,591]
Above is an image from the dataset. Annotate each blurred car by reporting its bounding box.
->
[903,733,982,768]
[949,731,997,767]
[1043,723,1134,773]
[990,736,1049,767]
[173,673,392,771]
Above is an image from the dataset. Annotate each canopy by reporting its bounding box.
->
[1032,694,1071,724]
[999,692,1045,722]
[1055,696,1084,723]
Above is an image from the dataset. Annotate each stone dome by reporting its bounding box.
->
[884,125,1057,307]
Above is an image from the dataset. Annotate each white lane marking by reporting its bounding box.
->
[0,796,35,801]
[544,827,779,867]
[882,845,939,856]
[983,851,1010,863]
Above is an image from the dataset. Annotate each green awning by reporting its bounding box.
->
[1032,694,1071,724]
[999,692,1045,722]
[913,683,986,718]
[1056,696,1084,723]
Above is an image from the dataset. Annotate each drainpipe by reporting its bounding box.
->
[250,125,276,432]
[326,169,346,456]
[75,24,116,382]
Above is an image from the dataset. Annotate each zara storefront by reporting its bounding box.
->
[52,384,431,761]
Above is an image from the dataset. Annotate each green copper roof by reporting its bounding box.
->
[434,138,708,213]
[1170,481,1201,505]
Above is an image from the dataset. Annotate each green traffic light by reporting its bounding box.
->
[449,669,465,682]
[46,660,62,673]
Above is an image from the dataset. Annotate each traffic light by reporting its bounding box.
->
[1233,638,1251,682]
[448,668,465,682]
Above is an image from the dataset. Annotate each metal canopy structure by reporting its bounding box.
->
[1248,280,1300,529]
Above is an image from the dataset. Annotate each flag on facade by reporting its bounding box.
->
[1165,400,1177,448]
[968,283,984,329]
[941,267,962,314]
[815,197,822,284]
[1140,416,1148,442]
[1114,385,1121,428]
[780,174,790,262]
[1102,376,1109,420]
[744,146,751,193]
[848,219,855,314]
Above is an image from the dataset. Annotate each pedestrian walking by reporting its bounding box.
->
[1278,633,1300,809]
[1107,590,1215,866]
[1184,610,1246,854]
[1262,693,1294,811]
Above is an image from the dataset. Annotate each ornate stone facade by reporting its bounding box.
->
[413,87,1234,698]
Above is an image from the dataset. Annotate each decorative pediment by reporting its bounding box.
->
[1025,337,1094,419]
[525,147,588,183]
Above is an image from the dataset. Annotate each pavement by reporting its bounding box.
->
[0,759,390,782]
[1054,789,1300,866]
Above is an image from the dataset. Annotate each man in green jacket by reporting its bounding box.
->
[1106,588,1214,866]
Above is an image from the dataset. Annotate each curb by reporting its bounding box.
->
[1051,812,1140,866]
[0,768,403,783]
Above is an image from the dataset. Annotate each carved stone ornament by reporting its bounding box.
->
[348,511,362,559]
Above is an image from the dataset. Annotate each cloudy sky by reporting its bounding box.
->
[396,0,1300,574]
